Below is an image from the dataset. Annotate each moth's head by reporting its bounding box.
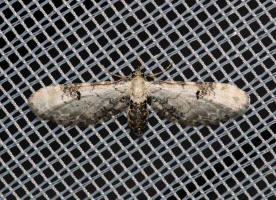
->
[132,68,145,78]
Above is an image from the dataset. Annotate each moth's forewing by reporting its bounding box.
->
[147,81,249,126]
[29,81,131,126]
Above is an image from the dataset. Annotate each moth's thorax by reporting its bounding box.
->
[130,75,147,103]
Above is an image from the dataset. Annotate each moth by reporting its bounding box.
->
[28,62,249,136]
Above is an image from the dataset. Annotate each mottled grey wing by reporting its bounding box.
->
[28,81,131,126]
[146,81,249,126]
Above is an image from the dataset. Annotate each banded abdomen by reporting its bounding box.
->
[127,100,148,136]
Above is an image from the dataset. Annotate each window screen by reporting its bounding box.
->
[1,0,275,199]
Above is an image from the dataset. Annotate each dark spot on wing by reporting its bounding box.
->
[196,82,215,99]
[76,91,81,100]
[62,84,82,99]
[196,90,200,99]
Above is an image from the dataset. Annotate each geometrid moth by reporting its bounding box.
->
[29,62,249,136]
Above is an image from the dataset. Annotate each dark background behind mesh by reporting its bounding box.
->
[1,0,275,199]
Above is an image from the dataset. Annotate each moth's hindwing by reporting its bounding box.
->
[28,81,131,126]
[146,81,249,126]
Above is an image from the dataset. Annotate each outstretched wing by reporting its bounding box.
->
[146,81,249,126]
[29,81,131,126]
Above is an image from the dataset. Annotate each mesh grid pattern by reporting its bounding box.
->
[1,0,276,199]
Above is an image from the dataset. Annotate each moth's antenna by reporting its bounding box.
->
[146,62,173,78]
[136,56,144,72]
[101,65,130,79]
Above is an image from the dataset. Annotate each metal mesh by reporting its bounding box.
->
[1,0,275,199]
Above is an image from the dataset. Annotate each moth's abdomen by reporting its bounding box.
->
[127,100,148,136]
